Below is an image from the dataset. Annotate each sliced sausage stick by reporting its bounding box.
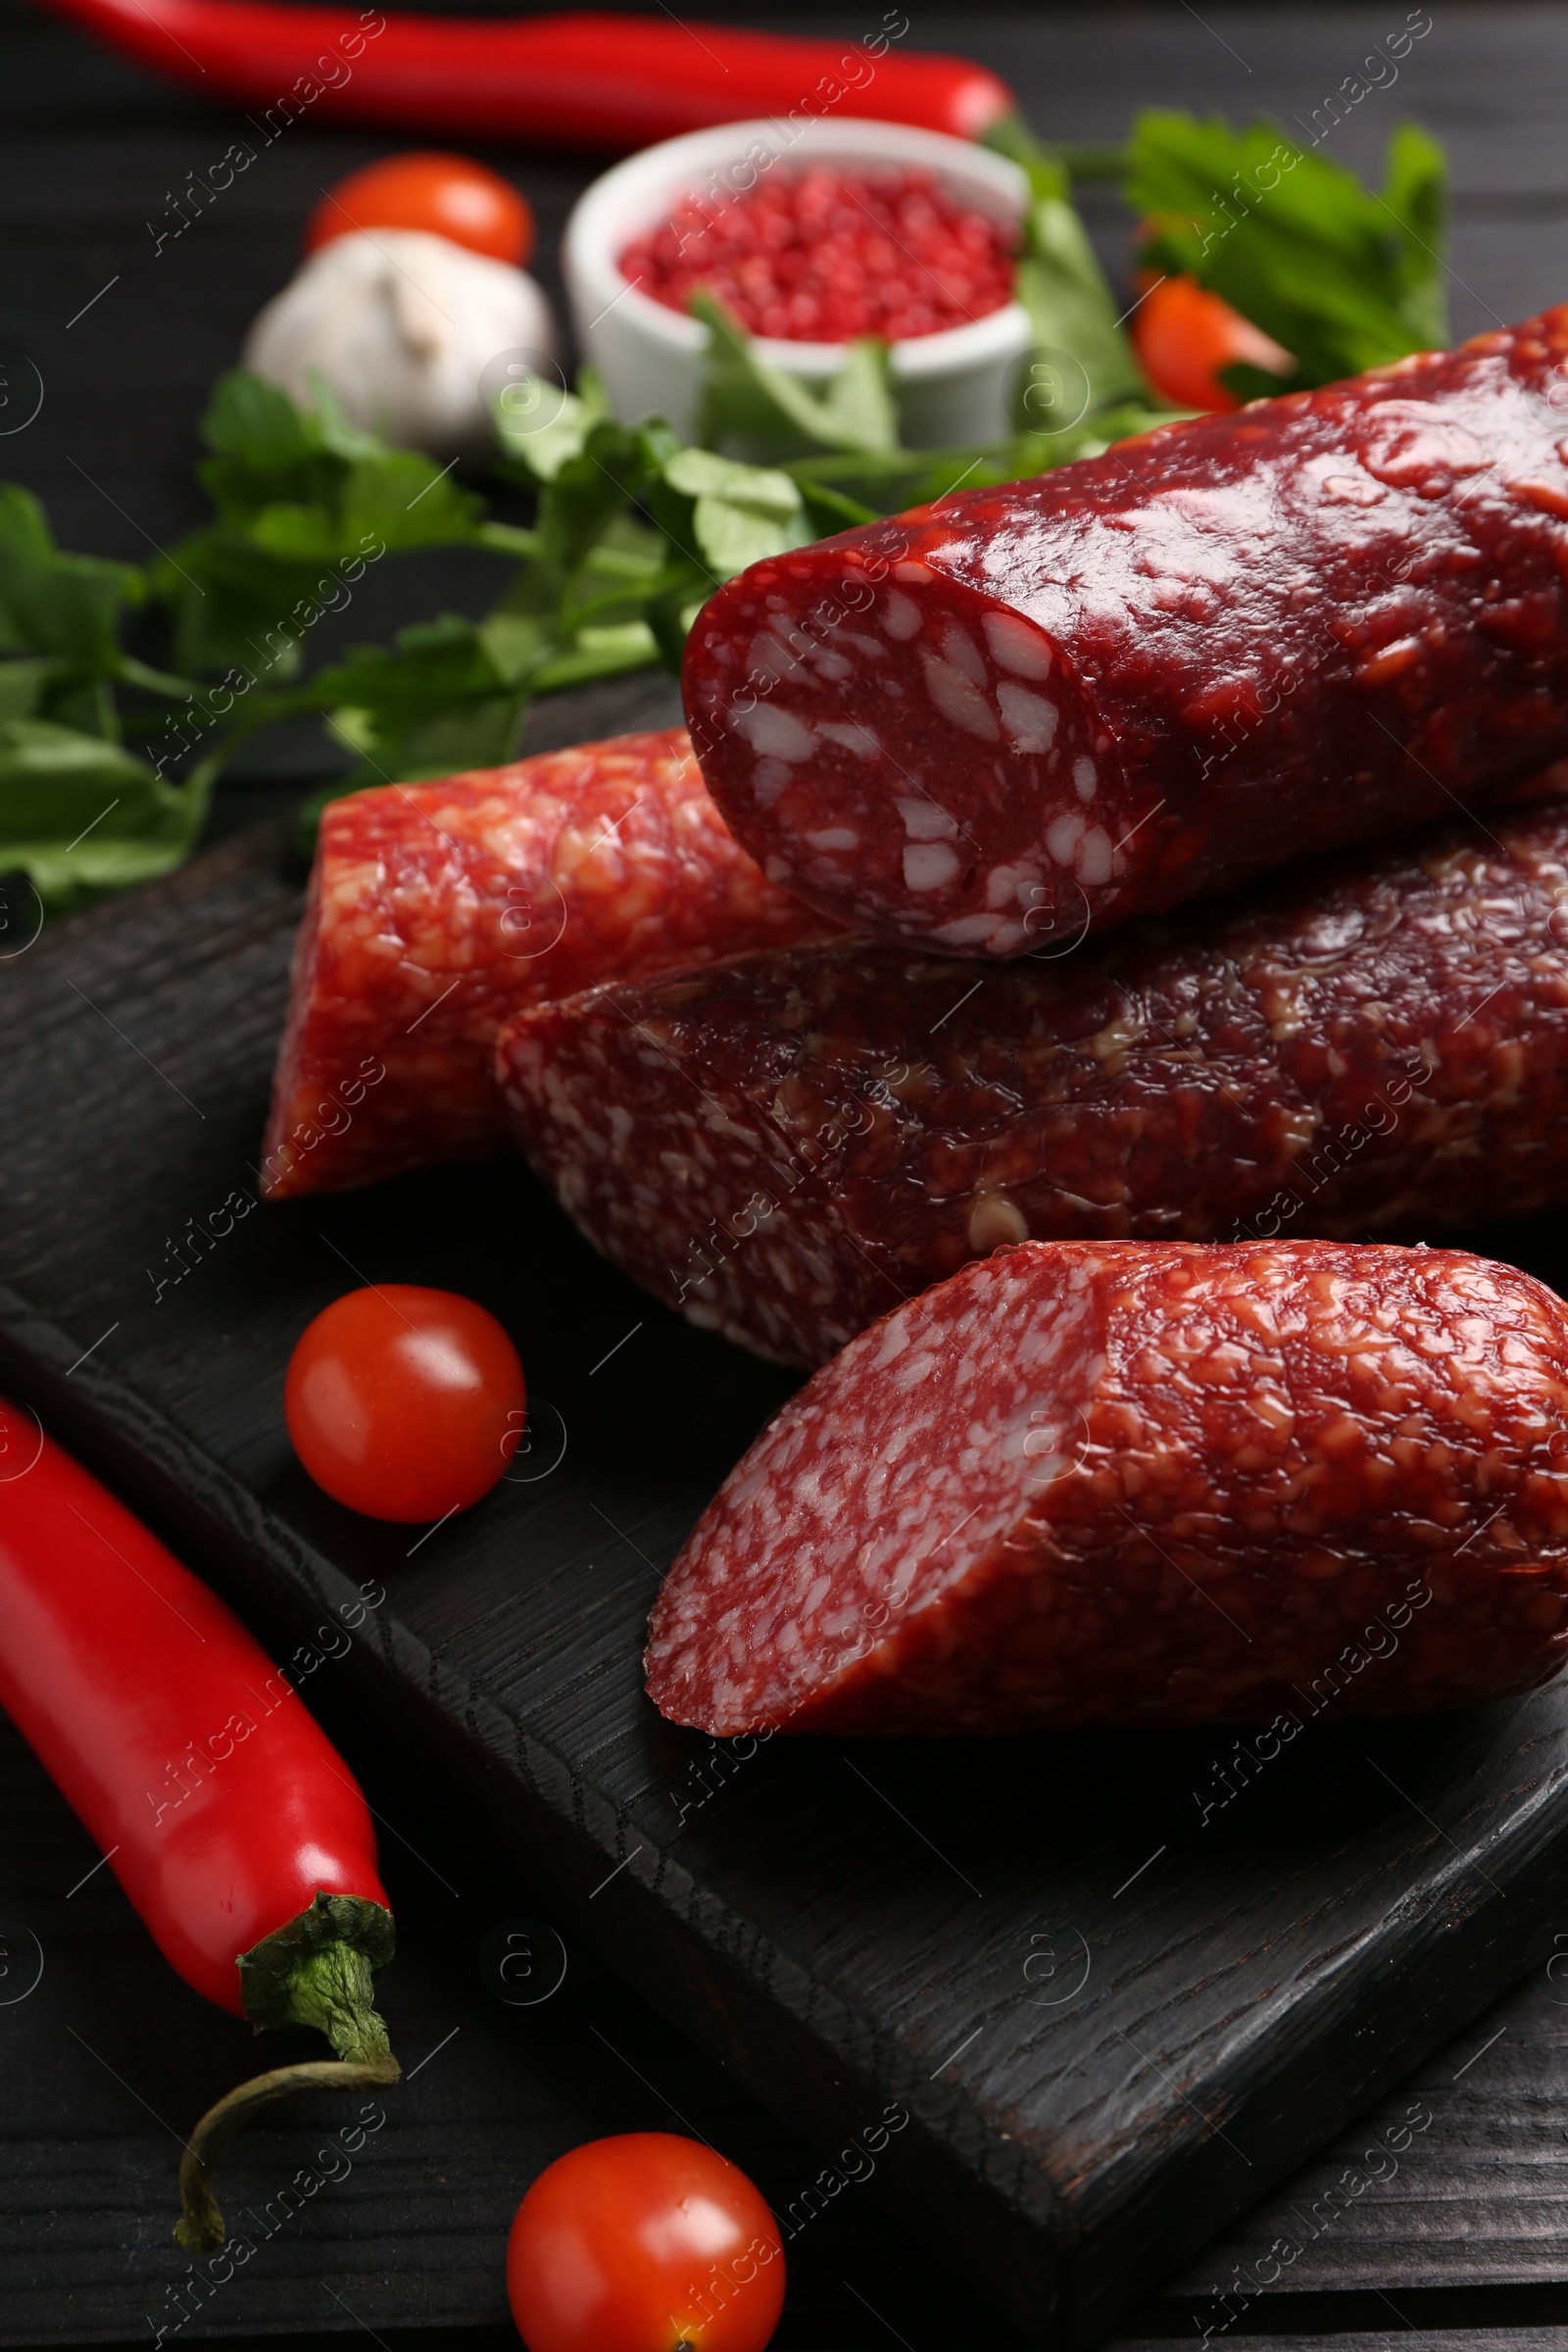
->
[262,726,838,1200]
[495,799,1568,1370]
[646,1241,1568,1736]
[684,310,1568,956]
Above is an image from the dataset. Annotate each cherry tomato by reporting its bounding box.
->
[305,153,534,268]
[507,2133,785,2352]
[285,1285,524,1523]
[1132,273,1294,413]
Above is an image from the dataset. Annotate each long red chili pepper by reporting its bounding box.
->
[0,1399,398,2252]
[32,0,1014,149]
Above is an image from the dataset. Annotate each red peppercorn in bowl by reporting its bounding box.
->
[563,119,1031,447]
[619,163,1018,346]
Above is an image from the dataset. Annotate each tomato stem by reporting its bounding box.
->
[175,1932,399,2252]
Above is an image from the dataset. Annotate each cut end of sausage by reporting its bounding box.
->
[684,318,1568,961]
[683,559,1138,956]
[645,1240,1568,1736]
[647,1245,1106,1731]
[260,727,838,1200]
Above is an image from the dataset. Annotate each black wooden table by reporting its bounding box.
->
[8,4,1568,2346]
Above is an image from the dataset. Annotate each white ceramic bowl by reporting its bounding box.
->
[562,117,1032,449]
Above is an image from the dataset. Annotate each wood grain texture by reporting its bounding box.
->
[1120,2333,1568,2349]
[0,1706,1030,2352]
[10,3,1568,2343]
[12,817,1568,2348]
[7,1497,1568,2352]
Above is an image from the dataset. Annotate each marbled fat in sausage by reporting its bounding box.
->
[645,1241,1568,1735]
[494,799,1568,1369]
[261,727,838,1199]
[683,310,1568,956]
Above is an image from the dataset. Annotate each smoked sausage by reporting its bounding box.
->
[262,727,837,1199]
[646,1241,1568,1735]
[495,798,1568,1369]
[683,310,1568,956]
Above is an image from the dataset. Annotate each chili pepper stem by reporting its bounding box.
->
[279,1936,395,2066]
[174,1939,399,2252]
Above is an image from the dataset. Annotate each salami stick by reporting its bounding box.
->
[261,727,837,1200]
[683,310,1568,957]
[646,1241,1568,1736]
[496,798,1568,1370]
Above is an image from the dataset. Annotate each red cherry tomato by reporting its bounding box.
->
[507,2133,785,2352]
[1132,273,1294,412]
[285,1285,524,1523]
[305,153,534,268]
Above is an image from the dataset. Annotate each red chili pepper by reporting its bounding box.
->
[0,1398,398,2252]
[33,0,1016,150]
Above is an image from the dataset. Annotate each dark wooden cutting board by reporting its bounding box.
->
[9,819,1568,2347]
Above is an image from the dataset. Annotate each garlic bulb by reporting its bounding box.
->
[242,228,557,460]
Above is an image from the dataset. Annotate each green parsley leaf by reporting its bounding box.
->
[494,368,612,483]
[1126,111,1448,393]
[315,613,525,790]
[153,373,485,675]
[694,296,899,458]
[0,105,1459,907]
[984,121,1151,423]
[1380,121,1449,352]
[661,448,812,577]
[0,486,140,686]
[195,368,379,517]
[0,657,59,723]
[0,718,202,912]
[531,417,670,577]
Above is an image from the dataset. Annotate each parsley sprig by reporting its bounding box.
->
[0,104,1446,915]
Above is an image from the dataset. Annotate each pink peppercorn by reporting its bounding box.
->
[618,164,1018,343]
